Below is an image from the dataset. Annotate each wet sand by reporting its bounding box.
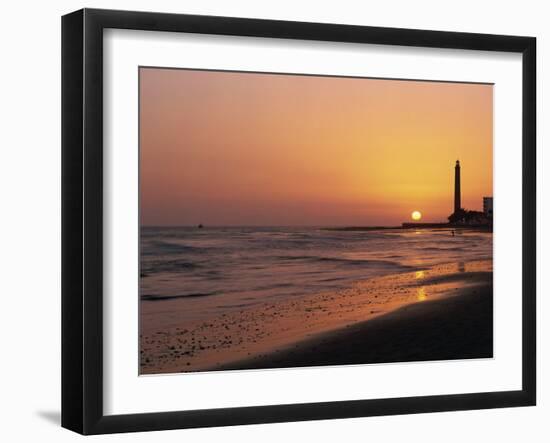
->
[221,282,492,370]
[140,260,492,374]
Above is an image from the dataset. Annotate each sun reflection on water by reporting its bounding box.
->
[417,287,427,301]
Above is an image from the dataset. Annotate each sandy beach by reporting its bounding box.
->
[140,259,492,374]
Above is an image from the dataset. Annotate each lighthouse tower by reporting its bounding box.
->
[454,160,461,213]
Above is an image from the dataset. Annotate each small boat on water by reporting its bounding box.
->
[198,223,204,229]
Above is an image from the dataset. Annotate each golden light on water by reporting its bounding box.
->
[417,287,428,301]
[411,211,422,221]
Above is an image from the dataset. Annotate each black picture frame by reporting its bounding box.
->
[62,8,536,435]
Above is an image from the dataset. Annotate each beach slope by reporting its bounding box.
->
[220,281,492,370]
[141,261,493,374]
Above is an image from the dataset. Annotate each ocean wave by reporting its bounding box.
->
[141,259,200,275]
[141,291,221,301]
[142,240,205,255]
[139,227,492,305]
[419,246,465,252]
[275,255,413,269]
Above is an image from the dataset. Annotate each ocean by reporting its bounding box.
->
[140,226,492,314]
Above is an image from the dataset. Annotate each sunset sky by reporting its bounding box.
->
[140,68,493,226]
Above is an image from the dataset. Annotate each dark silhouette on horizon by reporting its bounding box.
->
[448,159,492,227]
[454,160,461,213]
[403,160,492,229]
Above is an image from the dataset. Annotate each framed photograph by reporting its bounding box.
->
[62,8,536,435]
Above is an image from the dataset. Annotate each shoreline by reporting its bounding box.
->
[219,281,492,371]
[140,259,492,374]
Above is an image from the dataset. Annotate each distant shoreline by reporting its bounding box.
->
[324,225,492,232]
[141,225,493,231]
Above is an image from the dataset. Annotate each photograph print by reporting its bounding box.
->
[139,68,493,375]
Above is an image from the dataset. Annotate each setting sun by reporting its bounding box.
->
[411,211,422,221]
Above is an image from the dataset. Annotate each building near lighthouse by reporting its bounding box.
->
[483,197,493,218]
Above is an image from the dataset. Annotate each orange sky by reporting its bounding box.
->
[140,68,493,226]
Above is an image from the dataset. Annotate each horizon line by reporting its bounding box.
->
[140,224,438,229]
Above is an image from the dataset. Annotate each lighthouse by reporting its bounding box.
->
[454,160,461,213]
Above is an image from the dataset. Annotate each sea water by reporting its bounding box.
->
[140,227,492,310]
